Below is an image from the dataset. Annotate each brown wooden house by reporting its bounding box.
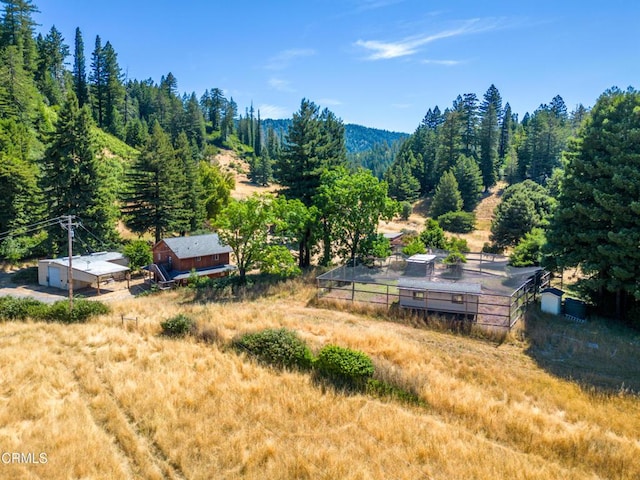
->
[151,233,235,284]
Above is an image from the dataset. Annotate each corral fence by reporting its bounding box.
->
[316,259,550,332]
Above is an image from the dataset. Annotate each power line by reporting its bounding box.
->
[0,216,66,242]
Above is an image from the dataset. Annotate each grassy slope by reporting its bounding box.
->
[1,280,638,480]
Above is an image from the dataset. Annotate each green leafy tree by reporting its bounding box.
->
[430,170,462,218]
[419,218,447,250]
[123,122,187,243]
[272,197,317,269]
[315,168,397,265]
[198,161,233,221]
[509,228,546,267]
[545,88,640,317]
[42,92,118,252]
[123,240,152,272]
[215,195,273,283]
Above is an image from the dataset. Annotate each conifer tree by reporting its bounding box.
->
[479,84,502,190]
[546,88,640,317]
[42,92,118,252]
[73,27,89,107]
[102,41,124,137]
[123,122,188,243]
[174,131,204,232]
[35,26,68,106]
[277,98,346,205]
[452,154,483,211]
[89,35,105,127]
[0,0,38,73]
[430,170,463,218]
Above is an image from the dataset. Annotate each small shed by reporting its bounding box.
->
[405,254,436,277]
[540,287,563,315]
[398,278,481,317]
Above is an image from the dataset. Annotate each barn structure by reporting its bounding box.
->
[38,252,130,293]
[149,233,236,287]
[316,252,549,331]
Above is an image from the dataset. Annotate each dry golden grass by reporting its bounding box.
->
[1,278,639,479]
[215,150,280,200]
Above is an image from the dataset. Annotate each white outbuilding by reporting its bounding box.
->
[38,252,130,294]
[540,287,564,315]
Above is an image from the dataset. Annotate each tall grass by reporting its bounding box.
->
[0,284,638,479]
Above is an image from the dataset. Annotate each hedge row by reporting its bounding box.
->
[0,296,109,323]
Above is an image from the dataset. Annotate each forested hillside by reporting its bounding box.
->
[2,0,640,322]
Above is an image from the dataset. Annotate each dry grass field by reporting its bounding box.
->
[1,277,639,480]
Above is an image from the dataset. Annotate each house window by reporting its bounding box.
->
[412,291,424,300]
[196,256,202,262]
[452,294,464,304]
[213,254,219,261]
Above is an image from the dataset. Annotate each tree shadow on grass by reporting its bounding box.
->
[524,307,640,394]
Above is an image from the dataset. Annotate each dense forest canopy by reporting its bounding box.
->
[1,0,640,322]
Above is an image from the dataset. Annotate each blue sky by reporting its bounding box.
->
[35,0,639,133]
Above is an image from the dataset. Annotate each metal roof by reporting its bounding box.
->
[49,258,129,278]
[407,254,436,263]
[160,234,232,259]
[171,264,237,281]
[397,278,482,294]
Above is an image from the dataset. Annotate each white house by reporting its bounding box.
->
[38,252,130,293]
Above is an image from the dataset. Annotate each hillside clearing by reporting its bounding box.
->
[1,281,638,479]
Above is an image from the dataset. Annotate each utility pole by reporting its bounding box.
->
[65,215,75,313]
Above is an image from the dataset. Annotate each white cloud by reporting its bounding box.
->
[421,59,463,66]
[355,18,500,60]
[258,104,289,119]
[268,77,295,93]
[265,48,316,70]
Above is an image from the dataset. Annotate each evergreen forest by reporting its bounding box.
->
[2,0,640,324]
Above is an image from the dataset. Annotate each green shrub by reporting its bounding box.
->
[314,345,375,389]
[232,328,313,370]
[437,211,476,233]
[402,237,426,256]
[160,314,196,337]
[399,201,413,221]
[46,299,110,324]
[0,296,46,320]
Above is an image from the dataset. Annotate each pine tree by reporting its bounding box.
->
[102,41,124,137]
[435,108,463,176]
[545,88,640,318]
[73,27,89,107]
[183,92,205,149]
[277,98,346,205]
[498,102,513,161]
[479,84,502,190]
[430,170,463,218]
[41,92,118,252]
[123,122,187,243]
[0,0,38,73]
[89,35,105,127]
[452,154,483,211]
[174,131,204,232]
[35,25,69,106]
